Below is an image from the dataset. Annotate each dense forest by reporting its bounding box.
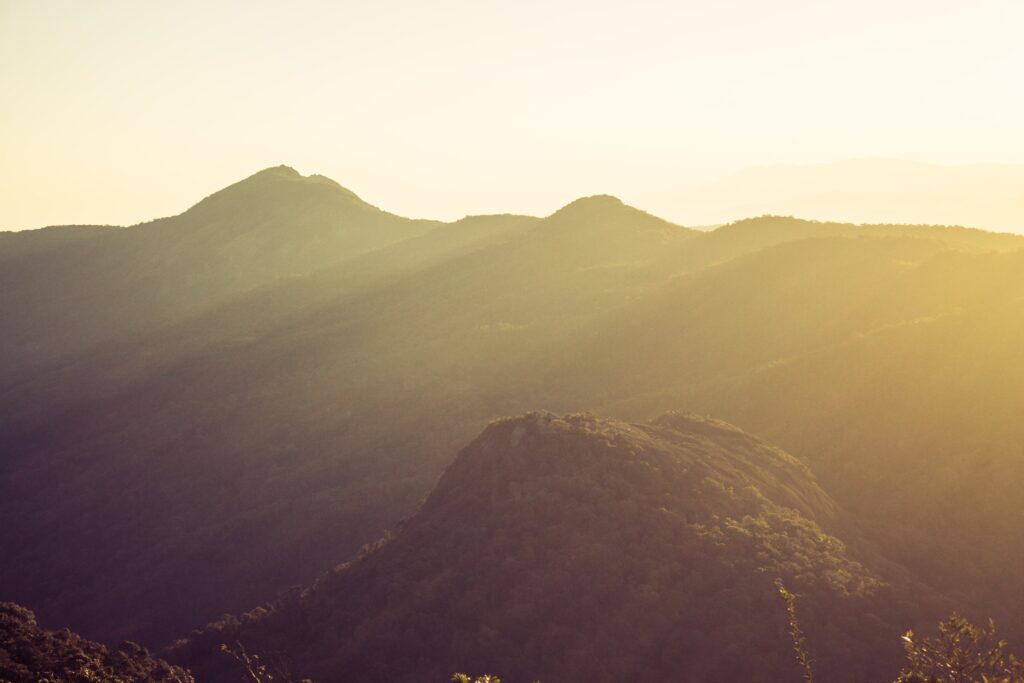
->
[3,167,1024,681]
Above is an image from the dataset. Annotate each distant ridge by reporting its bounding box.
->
[655,159,1024,233]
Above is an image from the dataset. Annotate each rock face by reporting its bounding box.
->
[0,602,193,682]
[171,412,927,683]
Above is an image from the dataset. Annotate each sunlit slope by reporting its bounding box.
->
[0,166,439,377]
[551,228,1024,402]
[552,242,1024,634]
[670,278,1024,633]
[170,413,932,683]
[553,235,962,398]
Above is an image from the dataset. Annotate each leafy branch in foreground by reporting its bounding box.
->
[776,579,815,683]
[220,641,313,683]
[896,614,1024,683]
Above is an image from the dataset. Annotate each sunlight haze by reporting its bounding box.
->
[2,0,1023,229]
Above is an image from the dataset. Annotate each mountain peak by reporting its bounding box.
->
[248,164,302,179]
[552,194,626,216]
[543,195,690,240]
[239,165,358,197]
[183,165,366,219]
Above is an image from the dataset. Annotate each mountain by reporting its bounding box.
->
[644,159,1024,233]
[4,167,1024,664]
[0,602,192,682]
[170,413,936,683]
[0,165,438,378]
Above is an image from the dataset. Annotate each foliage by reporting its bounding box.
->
[0,602,193,683]
[776,580,814,683]
[895,615,1024,683]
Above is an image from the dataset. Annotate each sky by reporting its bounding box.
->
[2,0,1023,229]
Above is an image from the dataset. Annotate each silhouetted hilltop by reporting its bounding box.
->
[551,193,626,214]
[178,164,370,224]
[544,193,687,242]
[0,165,438,377]
[0,603,192,682]
[171,412,921,683]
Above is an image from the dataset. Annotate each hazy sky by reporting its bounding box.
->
[2,0,1023,228]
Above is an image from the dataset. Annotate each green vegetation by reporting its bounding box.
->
[896,615,1024,683]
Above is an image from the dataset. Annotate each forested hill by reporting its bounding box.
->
[169,413,939,683]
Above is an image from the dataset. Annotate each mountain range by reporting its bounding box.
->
[2,166,1023,681]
